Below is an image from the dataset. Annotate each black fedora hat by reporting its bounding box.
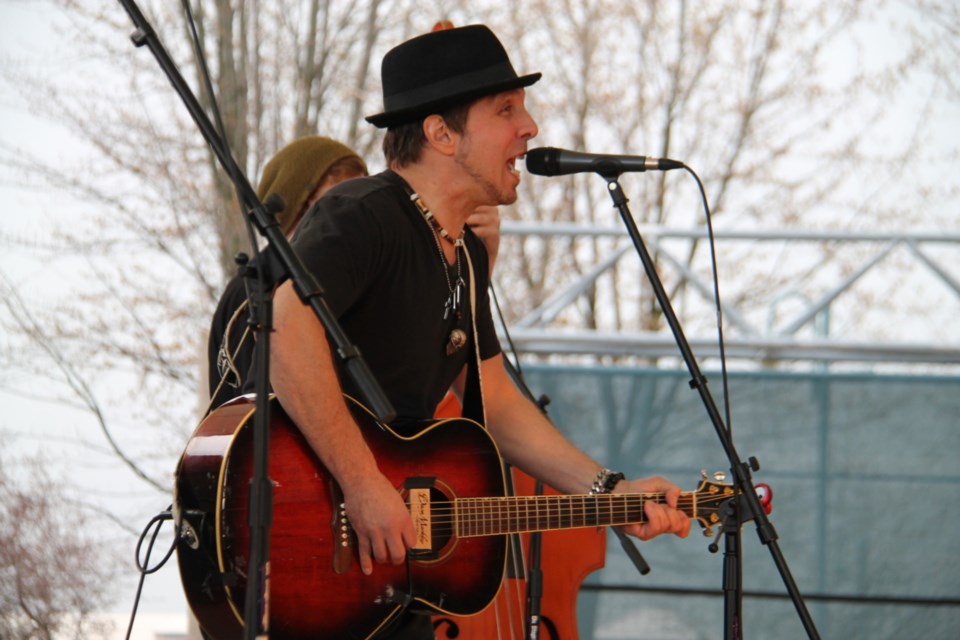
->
[366,25,541,128]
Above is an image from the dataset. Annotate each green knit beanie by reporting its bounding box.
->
[256,136,366,234]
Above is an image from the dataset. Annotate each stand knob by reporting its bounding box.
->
[755,483,773,514]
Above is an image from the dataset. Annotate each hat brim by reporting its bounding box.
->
[365,72,541,129]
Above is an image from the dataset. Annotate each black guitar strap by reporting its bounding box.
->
[459,243,486,426]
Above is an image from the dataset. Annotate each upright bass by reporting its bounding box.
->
[431,393,606,640]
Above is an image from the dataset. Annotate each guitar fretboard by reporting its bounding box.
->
[452,492,697,537]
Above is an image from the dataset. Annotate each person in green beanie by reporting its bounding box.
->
[206,136,368,411]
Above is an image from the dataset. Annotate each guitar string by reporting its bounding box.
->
[340,492,727,534]
[374,494,727,537]
[418,494,717,517]
[410,503,724,533]
[410,494,719,519]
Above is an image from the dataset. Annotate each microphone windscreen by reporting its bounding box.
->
[524,147,558,176]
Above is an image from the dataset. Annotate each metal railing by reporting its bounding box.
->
[496,223,960,366]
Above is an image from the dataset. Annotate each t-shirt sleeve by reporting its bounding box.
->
[289,193,384,318]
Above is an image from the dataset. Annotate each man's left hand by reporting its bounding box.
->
[615,476,692,540]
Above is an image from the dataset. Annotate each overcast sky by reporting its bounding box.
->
[0,2,190,638]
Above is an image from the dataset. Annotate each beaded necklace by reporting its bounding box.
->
[409,191,468,355]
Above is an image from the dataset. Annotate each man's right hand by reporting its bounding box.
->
[342,472,416,575]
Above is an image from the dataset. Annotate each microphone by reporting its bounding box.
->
[525,147,684,177]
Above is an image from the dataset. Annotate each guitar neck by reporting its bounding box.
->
[454,492,698,537]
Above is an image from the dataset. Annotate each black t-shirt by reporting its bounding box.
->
[288,170,500,421]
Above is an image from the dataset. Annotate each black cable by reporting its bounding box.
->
[490,283,525,378]
[684,166,734,436]
[180,0,239,191]
[125,507,176,640]
[179,0,262,261]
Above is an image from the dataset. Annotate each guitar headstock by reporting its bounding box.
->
[689,472,774,536]
[691,472,737,537]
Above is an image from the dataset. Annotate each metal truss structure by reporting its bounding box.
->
[497,222,960,368]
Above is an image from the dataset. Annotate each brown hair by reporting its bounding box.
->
[321,155,368,185]
[382,100,474,168]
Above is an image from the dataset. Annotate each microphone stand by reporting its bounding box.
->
[115,3,395,638]
[599,175,820,639]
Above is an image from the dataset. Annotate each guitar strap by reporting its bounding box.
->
[459,242,487,427]
[207,299,252,416]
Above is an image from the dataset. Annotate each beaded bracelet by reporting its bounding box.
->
[590,468,625,495]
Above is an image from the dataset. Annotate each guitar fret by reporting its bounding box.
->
[489,497,496,536]
[500,497,507,535]
[478,498,483,536]
[454,496,460,538]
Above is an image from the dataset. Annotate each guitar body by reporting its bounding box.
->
[175,395,508,640]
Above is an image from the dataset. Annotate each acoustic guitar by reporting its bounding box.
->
[174,395,736,640]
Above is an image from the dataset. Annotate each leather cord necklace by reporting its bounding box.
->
[408,191,468,355]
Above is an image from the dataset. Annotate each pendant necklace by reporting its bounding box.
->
[409,192,468,355]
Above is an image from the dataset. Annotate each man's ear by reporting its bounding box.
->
[422,115,457,156]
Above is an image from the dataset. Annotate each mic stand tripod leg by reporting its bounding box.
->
[716,500,743,640]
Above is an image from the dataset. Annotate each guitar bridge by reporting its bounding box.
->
[330,481,353,574]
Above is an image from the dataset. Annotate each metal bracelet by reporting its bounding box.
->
[590,468,625,495]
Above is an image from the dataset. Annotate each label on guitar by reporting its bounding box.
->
[409,488,432,550]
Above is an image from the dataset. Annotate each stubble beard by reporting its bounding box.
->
[454,140,518,206]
